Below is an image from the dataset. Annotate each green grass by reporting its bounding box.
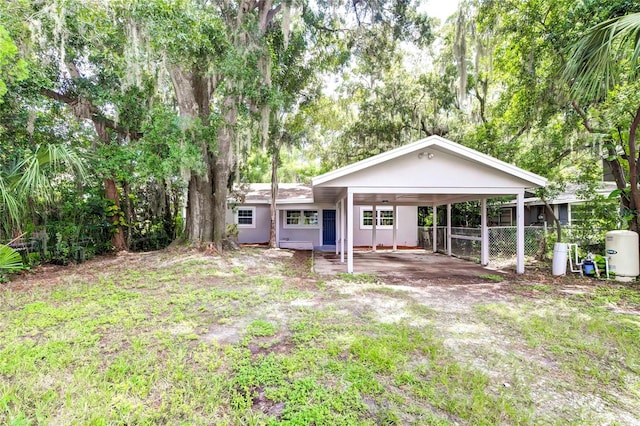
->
[335,272,380,284]
[0,250,638,424]
[478,274,504,282]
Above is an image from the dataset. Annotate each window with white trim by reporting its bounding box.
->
[236,207,256,228]
[360,207,395,229]
[284,210,318,228]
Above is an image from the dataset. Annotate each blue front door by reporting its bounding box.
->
[323,210,336,245]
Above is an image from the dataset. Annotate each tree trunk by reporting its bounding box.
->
[627,105,640,234]
[164,181,176,240]
[92,121,128,252]
[169,66,217,246]
[542,198,562,242]
[122,180,134,248]
[185,169,215,243]
[269,147,279,248]
[212,96,238,251]
[105,178,127,251]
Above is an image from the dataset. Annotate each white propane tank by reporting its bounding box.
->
[605,230,639,282]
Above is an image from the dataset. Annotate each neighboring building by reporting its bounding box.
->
[495,182,619,226]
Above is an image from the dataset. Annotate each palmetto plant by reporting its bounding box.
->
[565,12,640,100]
[0,244,22,276]
[565,12,640,232]
[0,144,87,272]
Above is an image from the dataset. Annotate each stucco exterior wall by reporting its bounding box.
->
[229,203,418,248]
[228,204,271,244]
[278,207,322,246]
[353,205,418,247]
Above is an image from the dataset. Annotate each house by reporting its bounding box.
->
[495,182,619,226]
[227,183,419,249]
[227,136,547,274]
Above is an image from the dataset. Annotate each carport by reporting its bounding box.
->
[311,136,547,274]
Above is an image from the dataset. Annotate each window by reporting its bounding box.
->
[360,207,395,229]
[284,210,318,228]
[236,207,255,228]
[362,210,373,226]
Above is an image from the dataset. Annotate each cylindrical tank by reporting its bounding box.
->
[606,230,639,282]
[552,242,568,276]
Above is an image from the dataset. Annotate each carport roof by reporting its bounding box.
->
[311,135,547,206]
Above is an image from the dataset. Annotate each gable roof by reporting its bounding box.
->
[312,135,547,188]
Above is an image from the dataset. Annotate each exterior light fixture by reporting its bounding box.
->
[418,152,435,159]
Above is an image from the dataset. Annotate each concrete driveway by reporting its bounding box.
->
[314,250,508,283]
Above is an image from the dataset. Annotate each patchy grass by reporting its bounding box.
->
[0,249,639,424]
[335,272,380,284]
[478,274,504,282]
[475,287,640,420]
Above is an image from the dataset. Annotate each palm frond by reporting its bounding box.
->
[15,144,89,203]
[0,172,21,229]
[565,12,640,100]
[15,152,52,203]
[0,244,24,272]
[40,144,89,180]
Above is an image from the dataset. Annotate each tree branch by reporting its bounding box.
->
[40,88,143,140]
[570,100,608,134]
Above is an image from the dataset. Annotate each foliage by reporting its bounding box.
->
[0,244,23,278]
[0,25,27,101]
[2,0,640,261]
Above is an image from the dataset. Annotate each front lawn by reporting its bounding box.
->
[1,248,639,424]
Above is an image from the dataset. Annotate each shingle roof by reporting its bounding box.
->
[235,183,313,204]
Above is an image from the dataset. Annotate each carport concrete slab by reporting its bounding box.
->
[314,250,506,282]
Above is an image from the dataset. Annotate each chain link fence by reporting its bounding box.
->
[418,226,548,265]
[488,226,546,261]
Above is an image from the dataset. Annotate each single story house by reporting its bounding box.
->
[227,136,547,274]
[227,182,419,249]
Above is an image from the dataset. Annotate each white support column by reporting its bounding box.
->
[372,204,377,252]
[392,205,398,251]
[481,198,489,266]
[340,198,345,263]
[517,190,525,274]
[447,204,452,256]
[318,210,323,249]
[347,189,354,273]
[275,209,280,248]
[432,205,438,253]
[335,202,340,255]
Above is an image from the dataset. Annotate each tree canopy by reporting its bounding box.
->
[1,0,639,261]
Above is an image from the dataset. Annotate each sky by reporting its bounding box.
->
[424,0,460,25]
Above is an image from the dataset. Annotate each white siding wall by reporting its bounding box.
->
[353,206,418,247]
